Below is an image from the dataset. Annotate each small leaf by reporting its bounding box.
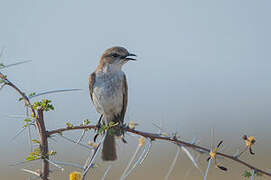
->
[33,147,41,155]
[32,139,40,144]
[24,118,31,123]
[28,92,36,98]
[48,150,57,156]
[66,122,74,128]
[84,119,90,125]
[242,170,252,177]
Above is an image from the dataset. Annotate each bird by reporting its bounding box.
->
[89,46,136,161]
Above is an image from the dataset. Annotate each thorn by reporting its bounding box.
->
[81,133,106,180]
[164,146,180,180]
[249,147,255,155]
[216,140,223,148]
[217,165,227,171]
[29,89,82,99]
[101,165,112,180]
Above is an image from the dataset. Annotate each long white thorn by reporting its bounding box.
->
[164,146,180,180]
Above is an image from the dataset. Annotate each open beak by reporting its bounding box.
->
[124,53,137,61]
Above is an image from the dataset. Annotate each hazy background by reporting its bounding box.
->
[0,0,271,179]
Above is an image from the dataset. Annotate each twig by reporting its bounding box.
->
[81,134,106,180]
[47,126,271,177]
[3,71,271,179]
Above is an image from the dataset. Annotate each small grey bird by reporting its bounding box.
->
[89,46,136,161]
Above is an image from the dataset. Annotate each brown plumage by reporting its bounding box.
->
[88,46,136,161]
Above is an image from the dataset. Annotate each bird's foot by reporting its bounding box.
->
[119,123,127,143]
[93,116,103,142]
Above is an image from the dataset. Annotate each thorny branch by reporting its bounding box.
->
[47,125,271,177]
[0,72,49,179]
[1,69,270,179]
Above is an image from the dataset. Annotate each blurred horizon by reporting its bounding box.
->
[1,0,271,179]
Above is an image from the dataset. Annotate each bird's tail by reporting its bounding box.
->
[102,132,117,161]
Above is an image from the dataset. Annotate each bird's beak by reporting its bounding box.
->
[124,53,137,61]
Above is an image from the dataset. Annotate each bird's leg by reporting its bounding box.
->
[119,122,127,143]
[96,115,103,129]
[93,115,103,142]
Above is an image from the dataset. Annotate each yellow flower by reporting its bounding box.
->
[88,141,98,148]
[209,151,216,159]
[128,121,138,129]
[245,136,256,147]
[138,136,145,147]
[70,171,82,180]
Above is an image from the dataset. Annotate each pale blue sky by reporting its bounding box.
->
[0,0,271,179]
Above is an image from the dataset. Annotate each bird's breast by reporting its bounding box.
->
[93,72,124,116]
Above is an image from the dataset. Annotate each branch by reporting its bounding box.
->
[37,109,49,180]
[48,125,271,177]
[0,72,36,118]
[2,69,270,179]
[0,72,48,180]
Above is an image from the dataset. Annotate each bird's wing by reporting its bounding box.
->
[120,74,128,123]
[88,72,96,103]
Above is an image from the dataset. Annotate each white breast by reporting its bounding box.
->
[92,71,124,117]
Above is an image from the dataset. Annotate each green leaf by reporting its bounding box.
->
[0,74,7,79]
[84,119,90,125]
[28,92,36,98]
[24,118,31,123]
[32,139,40,144]
[22,118,32,128]
[48,150,57,156]
[0,74,7,84]
[25,148,42,162]
[66,122,74,128]
[33,147,41,155]
[242,170,252,177]
[32,99,54,111]
[98,127,105,134]
[108,121,118,128]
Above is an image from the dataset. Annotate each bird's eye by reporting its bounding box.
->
[111,53,119,58]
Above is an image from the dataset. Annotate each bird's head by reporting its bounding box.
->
[97,46,136,71]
